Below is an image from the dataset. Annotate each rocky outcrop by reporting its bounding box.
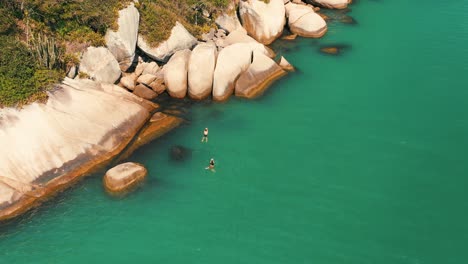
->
[306,0,351,9]
[105,3,140,71]
[79,47,121,84]
[239,0,286,45]
[235,51,286,98]
[120,112,183,160]
[212,43,253,101]
[188,43,217,100]
[103,162,147,193]
[278,56,295,71]
[133,84,158,100]
[120,74,136,90]
[138,22,197,62]
[164,49,191,99]
[215,13,247,34]
[0,78,156,221]
[221,29,276,58]
[285,3,327,38]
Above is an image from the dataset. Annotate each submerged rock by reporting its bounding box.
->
[319,44,351,55]
[79,47,121,84]
[105,3,140,71]
[104,162,147,193]
[170,145,192,162]
[138,22,197,62]
[238,0,286,44]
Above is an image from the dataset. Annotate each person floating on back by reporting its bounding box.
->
[205,158,215,172]
[201,128,209,143]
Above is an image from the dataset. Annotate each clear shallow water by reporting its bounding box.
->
[1,0,468,263]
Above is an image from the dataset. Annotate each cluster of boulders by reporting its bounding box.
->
[0,0,357,220]
[67,0,351,104]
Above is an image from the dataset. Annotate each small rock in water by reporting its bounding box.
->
[319,44,351,55]
[340,15,357,25]
[282,34,297,40]
[320,47,339,55]
[170,145,192,162]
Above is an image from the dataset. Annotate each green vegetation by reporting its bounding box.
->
[138,0,229,46]
[0,0,230,107]
[0,36,63,107]
[0,0,128,107]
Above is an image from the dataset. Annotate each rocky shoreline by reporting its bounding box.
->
[0,0,353,222]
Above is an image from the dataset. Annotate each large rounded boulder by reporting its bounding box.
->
[79,47,121,84]
[104,162,147,193]
[138,22,197,62]
[285,3,327,38]
[238,0,286,45]
[212,43,253,101]
[305,0,351,9]
[105,3,139,71]
[164,49,191,99]
[188,43,217,100]
[235,51,286,98]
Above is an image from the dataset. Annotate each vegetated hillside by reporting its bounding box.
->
[138,0,229,46]
[0,0,230,107]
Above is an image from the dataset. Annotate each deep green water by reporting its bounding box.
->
[2,0,468,263]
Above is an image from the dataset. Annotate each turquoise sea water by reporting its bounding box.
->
[2,0,468,263]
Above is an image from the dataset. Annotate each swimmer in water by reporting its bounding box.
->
[201,128,208,143]
[205,158,215,172]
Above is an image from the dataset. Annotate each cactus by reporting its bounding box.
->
[30,33,63,70]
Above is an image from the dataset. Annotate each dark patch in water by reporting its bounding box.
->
[169,145,192,162]
[319,44,352,56]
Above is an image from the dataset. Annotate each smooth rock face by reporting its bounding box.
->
[188,43,217,100]
[105,3,140,71]
[0,78,154,221]
[222,29,276,58]
[235,51,286,98]
[138,22,197,62]
[307,0,350,9]
[79,47,121,84]
[212,43,253,101]
[279,56,295,71]
[164,49,191,99]
[215,13,247,34]
[239,0,286,45]
[104,162,147,193]
[285,3,327,38]
[120,112,183,159]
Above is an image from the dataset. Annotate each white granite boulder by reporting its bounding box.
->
[235,51,286,98]
[138,22,197,62]
[188,43,217,100]
[285,3,327,38]
[79,47,121,84]
[307,0,351,9]
[212,43,253,101]
[279,56,295,71]
[164,49,191,98]
[239,0,286,44]
[215,13,247,34]
[104,162,147,193]
[105,3,140,71]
